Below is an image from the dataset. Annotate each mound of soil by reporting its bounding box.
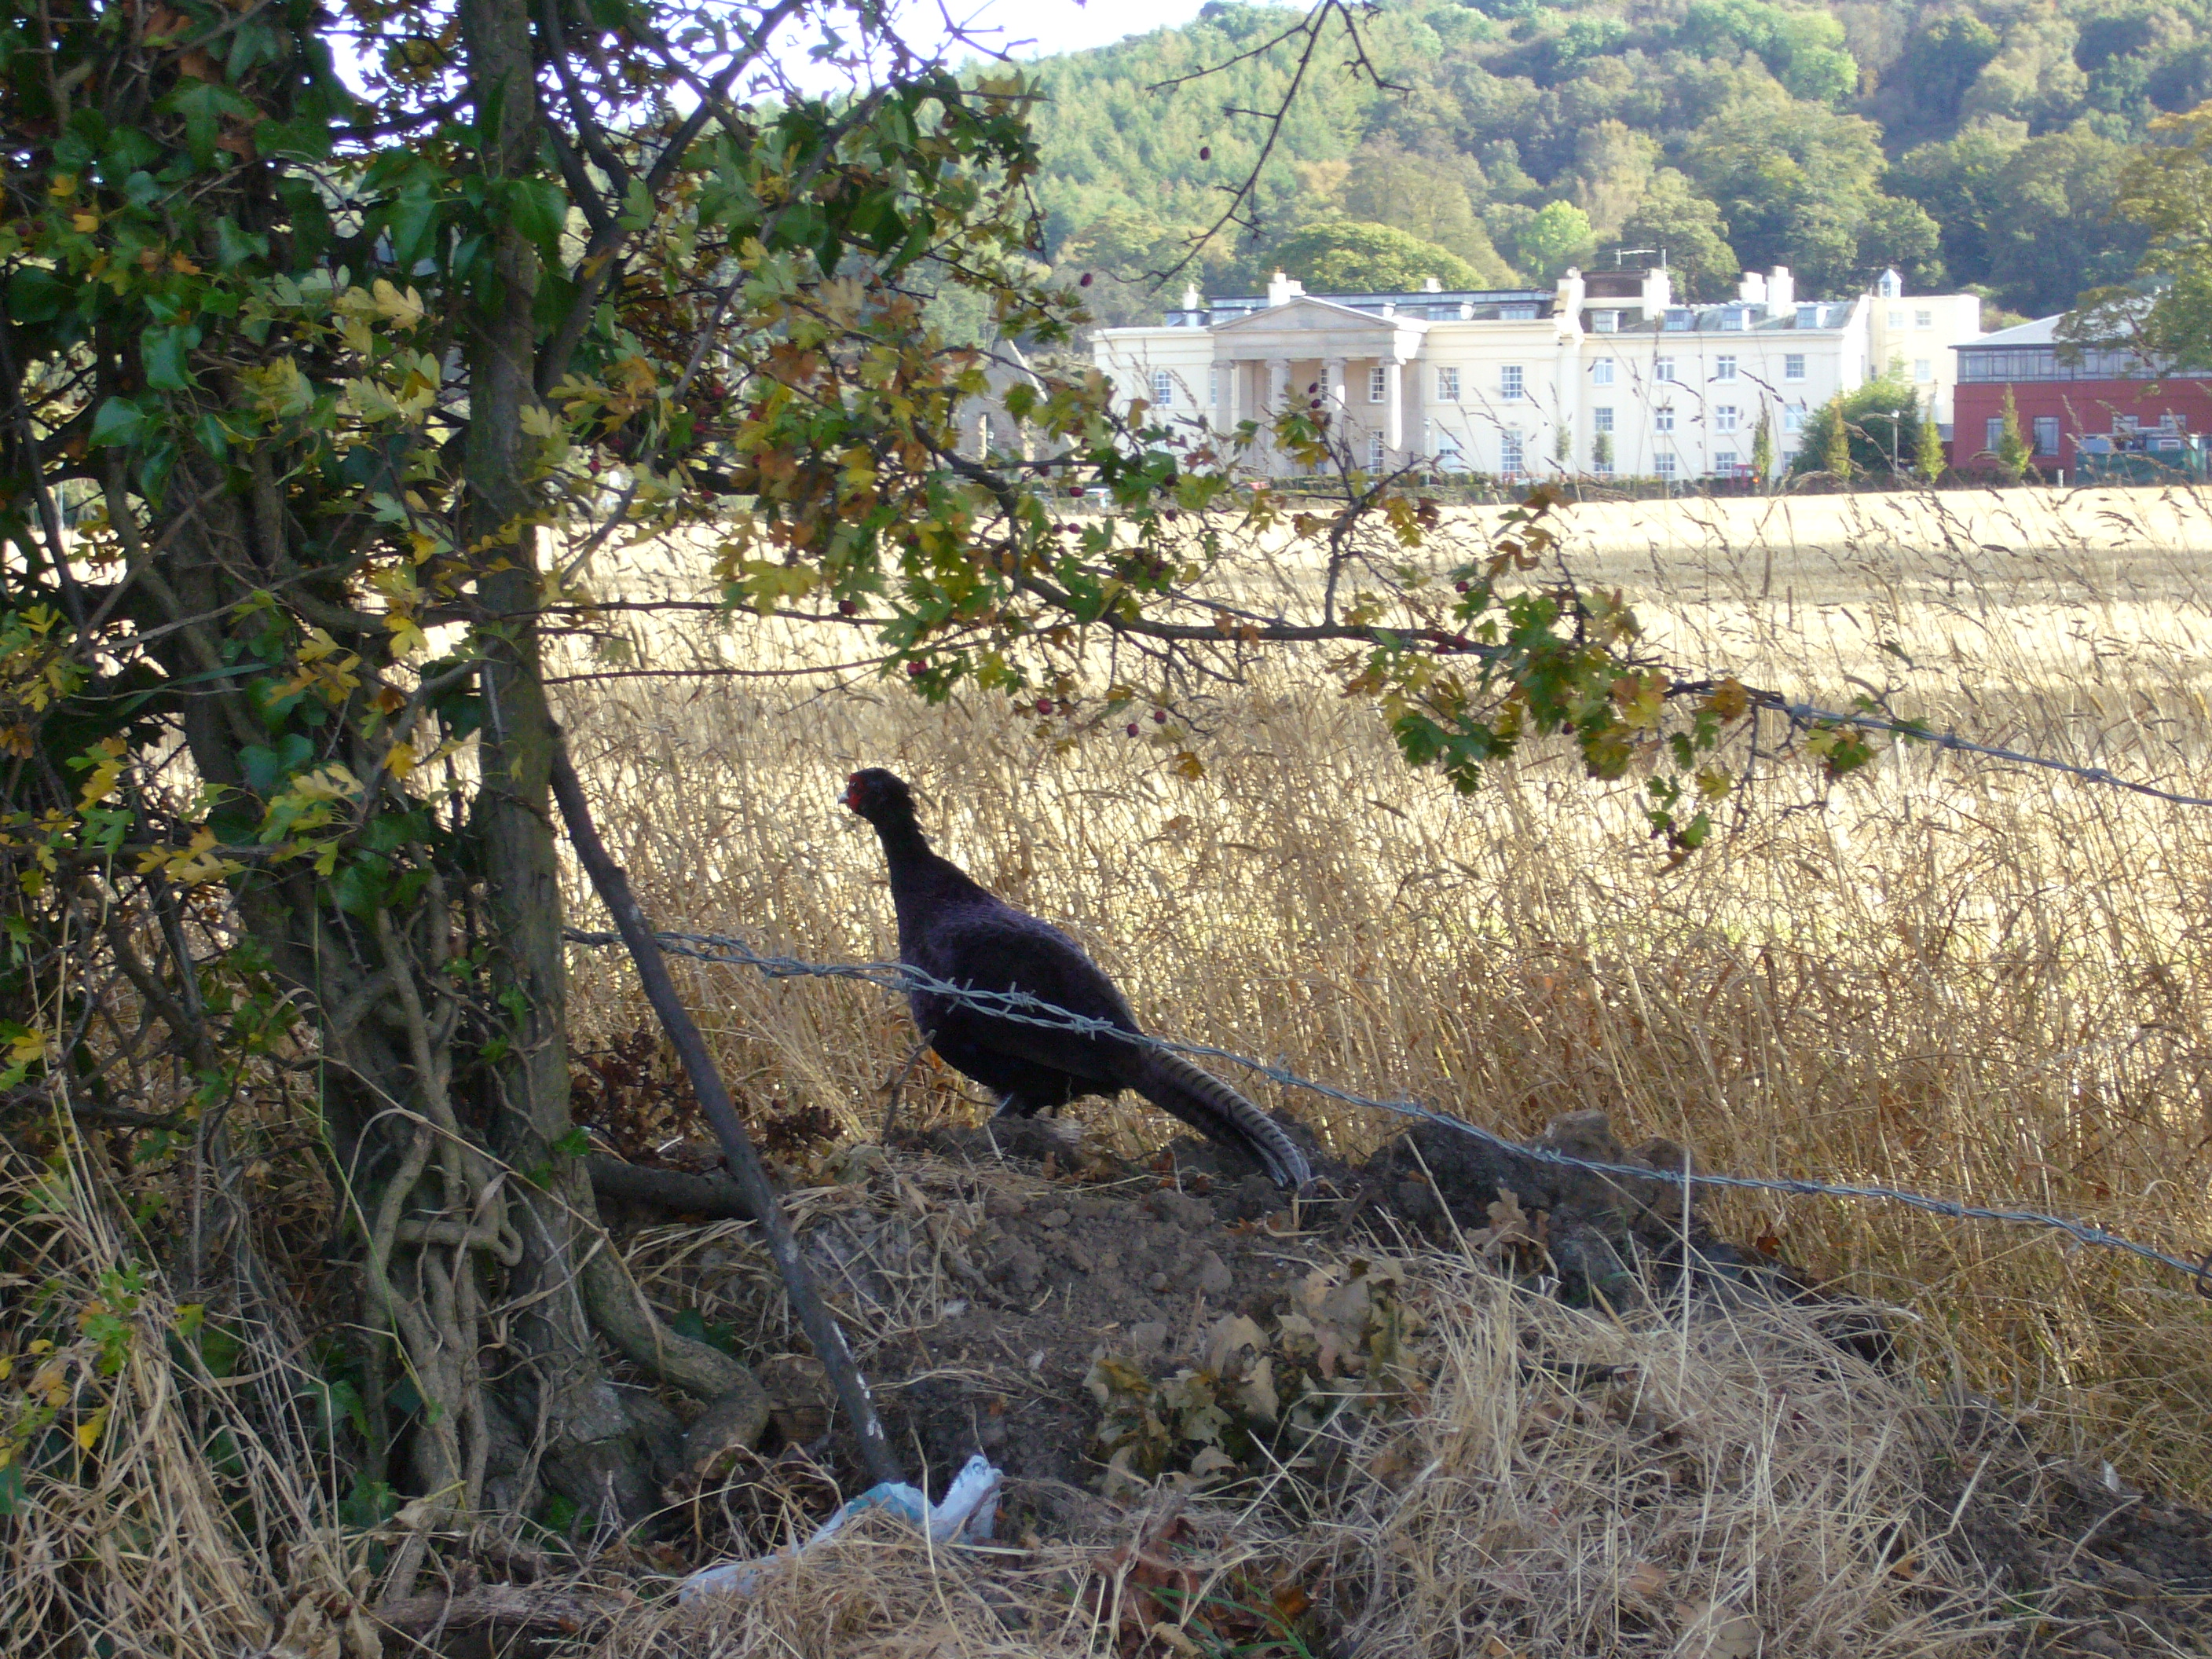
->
[846,1107,1860,1536]
[1928,1403,2212,1656]
[618,1109,2212,1654]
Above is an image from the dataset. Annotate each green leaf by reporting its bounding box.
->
[89,397,148,448]
[7,267,68,324]
[387,184,441,269]
[331,858,389,918]
[214,217,267,270]
[240,733,313,793]
[141,326,196,392]
[501,178,568,259]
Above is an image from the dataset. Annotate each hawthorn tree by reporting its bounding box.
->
[0,0,1774,1542]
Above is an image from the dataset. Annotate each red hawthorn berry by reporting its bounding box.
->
[838,599,858,616]
[1199,145,1211,160]
[1079,272,1093,287]
[1036,698,1053,714]
[1071,486,1086,498]
[1152,709,1167,723]
[906,661,928,677]
[1126,722,1141,737]
[1454,580,1469,593]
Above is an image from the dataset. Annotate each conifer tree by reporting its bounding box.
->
[1996,386,2033,480]
[1916,401,1947,483]
[1822,399,1854,481]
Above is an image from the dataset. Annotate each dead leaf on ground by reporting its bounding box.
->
[1672,1598,1760,1658]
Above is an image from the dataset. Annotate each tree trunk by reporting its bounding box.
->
[456,0,763,1525]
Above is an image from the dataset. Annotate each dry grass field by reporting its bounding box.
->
[20,482,2212,1659]
[561,482,2212,1500]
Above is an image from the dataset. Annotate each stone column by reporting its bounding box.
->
[1216,356,1236,433]
[1322,355,1346,415]
[1265,357,1291,473]
[1383,358,1404,458]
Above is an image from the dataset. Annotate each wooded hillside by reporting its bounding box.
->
[1025,0,2188,324]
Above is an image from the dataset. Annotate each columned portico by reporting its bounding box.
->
[1186,295,1432,475]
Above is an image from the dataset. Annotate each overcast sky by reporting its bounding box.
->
[899,0,1218,63]
[765,0,1228,91]
[335,1,1239,101]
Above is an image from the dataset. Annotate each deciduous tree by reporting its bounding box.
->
[0,0,1773,1551]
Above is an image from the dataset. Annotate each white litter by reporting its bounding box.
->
[676,1453,1003,1602]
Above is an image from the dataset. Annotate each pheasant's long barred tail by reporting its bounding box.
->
[1134,1049,1312,1188]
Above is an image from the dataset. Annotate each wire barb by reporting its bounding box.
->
[564,926,2212,1284]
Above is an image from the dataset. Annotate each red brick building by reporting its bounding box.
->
[1952,315,2212,477]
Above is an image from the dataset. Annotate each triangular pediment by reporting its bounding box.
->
[1211,295,1423,336]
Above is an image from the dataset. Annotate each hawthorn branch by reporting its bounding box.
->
[548,733,903,1488]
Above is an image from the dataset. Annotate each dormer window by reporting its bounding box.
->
[1500,303,1537,321]
[1796,304,1820,328]
[1592,309,1619,333]
[1664,309,1693,331]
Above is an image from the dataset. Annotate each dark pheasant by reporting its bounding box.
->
[841,768,1310,1188]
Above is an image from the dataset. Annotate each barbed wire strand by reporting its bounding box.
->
[564,926,2212,1287]
[1760,696,2212,809]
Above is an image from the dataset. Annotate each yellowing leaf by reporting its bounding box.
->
[75,737,125,811]
[386,614,428,657]
[75,1404,110,1450]
[371,279,426,328]
[1705,677,1750,722]
[289,765,361,804]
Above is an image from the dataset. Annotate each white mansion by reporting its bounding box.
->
[1091,264,1982,481]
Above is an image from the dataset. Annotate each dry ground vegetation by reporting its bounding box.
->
[15,482,2212,1657]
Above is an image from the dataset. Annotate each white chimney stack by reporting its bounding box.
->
[1767,266,1794,311]
[1738,270,1767,305]
[1266,271,1302,307]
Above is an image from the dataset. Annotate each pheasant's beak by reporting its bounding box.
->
[840,778,861,811]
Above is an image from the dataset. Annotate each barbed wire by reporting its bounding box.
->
[1753,694,2212,809]
[563,925,2212,1288]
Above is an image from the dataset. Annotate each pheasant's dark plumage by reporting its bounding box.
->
[842,768,1309,1188]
